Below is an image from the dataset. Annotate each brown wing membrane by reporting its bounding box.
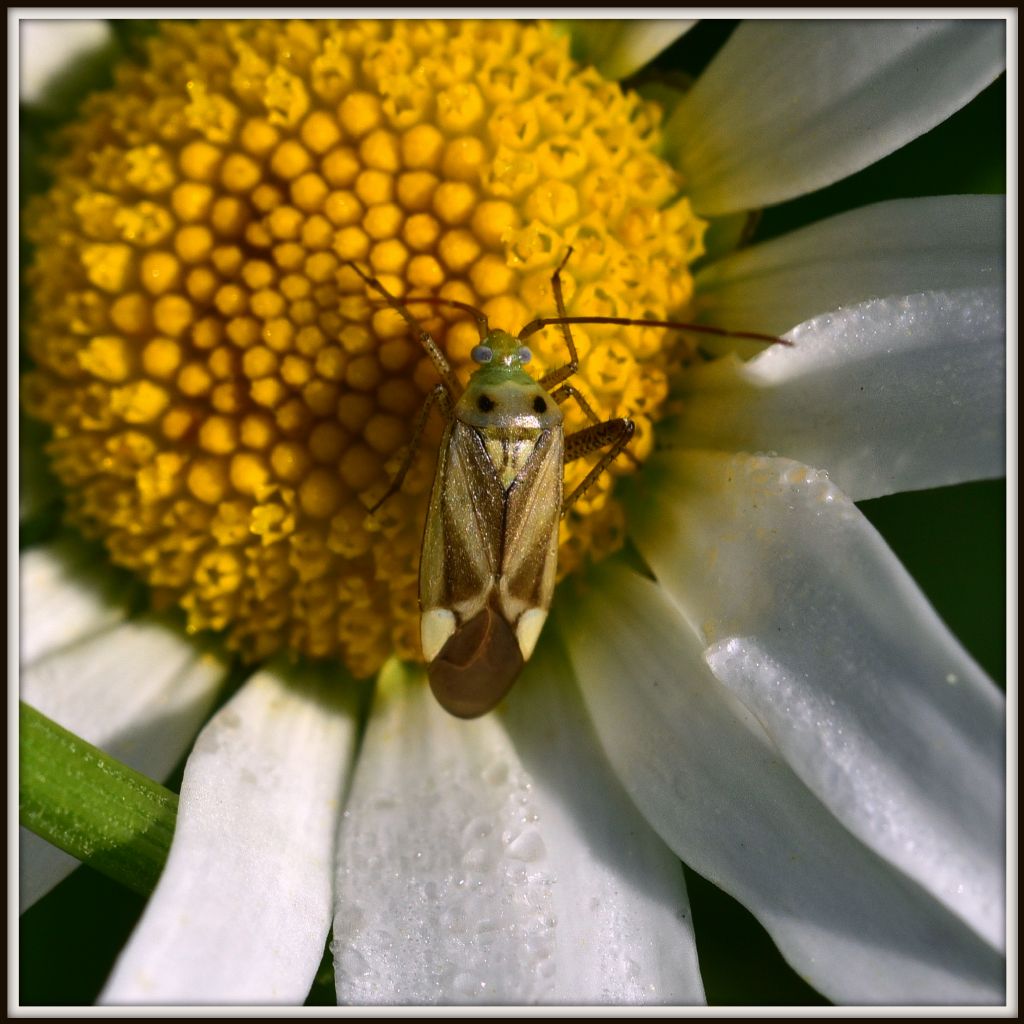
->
[427,603,524,718]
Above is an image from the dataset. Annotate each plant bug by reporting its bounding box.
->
[349,250,785,718]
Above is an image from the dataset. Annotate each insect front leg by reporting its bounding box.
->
[369,384,452,513]
[561,417,636,516]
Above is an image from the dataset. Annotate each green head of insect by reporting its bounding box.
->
[469,330,535,385]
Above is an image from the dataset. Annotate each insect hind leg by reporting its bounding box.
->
[561,417,635,516]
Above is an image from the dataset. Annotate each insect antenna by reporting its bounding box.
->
[518,314,791,347]
[368,296,490,340]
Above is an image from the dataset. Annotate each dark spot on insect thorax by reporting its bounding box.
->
[478,395,496,412]
[533,396,547,413]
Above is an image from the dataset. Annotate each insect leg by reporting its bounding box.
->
[553,383,641,468]
[538,248,581,391]
[561,417,635,516]
[346,262,462,396]
[550,382,601,424]
[369,384,452,513]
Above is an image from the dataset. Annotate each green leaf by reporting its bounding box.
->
[19,702,178,896]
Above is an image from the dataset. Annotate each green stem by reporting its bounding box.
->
[19,702,178,896]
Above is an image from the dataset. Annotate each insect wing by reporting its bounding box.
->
[420,420,562,718]
[420,419,502,631]
[497,426,562,653]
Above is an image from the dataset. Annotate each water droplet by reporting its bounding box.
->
[452,971,484,998]
[506,829,546,862]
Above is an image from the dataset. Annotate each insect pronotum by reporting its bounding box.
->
[350,250,785,718]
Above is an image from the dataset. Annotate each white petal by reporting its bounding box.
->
[19,19,113,105]
[695,195,1005,337]
[100,663,358,1005]
[666,288,1005,500]
[333,656,703,1005]
[22,617,225,774]
[566,19,695,80]
[20,615,226,910]
[627,450,1005,950]
[666,21,1006,215]
[20,540,133,666]
[562,557,1004,1004]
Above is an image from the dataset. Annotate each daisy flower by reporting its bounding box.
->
[17,16,1008,1007]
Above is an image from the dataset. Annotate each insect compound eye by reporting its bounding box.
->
[477,394,496,413]
[471,345,493,364]
[517,346,532,364]
[532,396,547,413]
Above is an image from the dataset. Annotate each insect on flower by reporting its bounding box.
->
[350,250,785,718]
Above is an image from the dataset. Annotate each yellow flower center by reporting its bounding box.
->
[22,18,706,677]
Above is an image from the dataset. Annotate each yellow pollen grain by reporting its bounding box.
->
[139,251,181,295]
[240,117,280,157]
[210,196,249,237]
[175,225,214,263]
[199,415,239,454]
[292,172,329,213]
[180,140,222,182]
[309,421,348,463]
[188,457,229,504]
[323,190,363,227]
[301,214,334,250]
[109,293,151,335]
[438,230,481,273]
[300,110,342,153]
[177,362,213,397]
[299,467,344,518]
[402,212,441,251]
[270,440,312,482]
[321,148,361,188]
[395,171,437,212]
[240,413,275,449]
[229,451,271,496]
[271,140,313,180]
[338,92,382,137]
[142,337,183,378]
[359,129,401,173]
[22,17,702,676]
[171,182,215,222]
[432,181,476,225]
[221,153,262,193]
